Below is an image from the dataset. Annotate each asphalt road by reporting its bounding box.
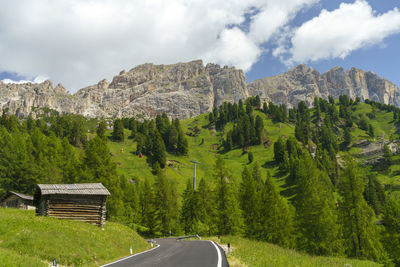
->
[101,238,229,267]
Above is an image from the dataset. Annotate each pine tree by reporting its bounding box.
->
[180,179,199,234]
[141,178,157,234]
[338,158,385,261]
[248,152,254,163]
[154,172,175,235]
[368,124,375,138]
[112,119,124,141]
[96,119,107,140]
[197,178,216,235]
[292,152,343,256]
[382,198,400,266]
[259,171,295,248]
[239,166,259,237]
[151,130,167,168]
[82,136,124,220]
[214,156,241,235]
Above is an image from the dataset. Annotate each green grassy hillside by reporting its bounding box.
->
[213,236,381,267]
[0,208,150,267]
[108,102,400,194]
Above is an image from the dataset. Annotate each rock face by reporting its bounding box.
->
[0,80,76,117]
[74,60,248,119]
[248,64,400,108]
[0,62,399,119]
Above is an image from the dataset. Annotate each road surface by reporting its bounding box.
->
[101,238,229,267]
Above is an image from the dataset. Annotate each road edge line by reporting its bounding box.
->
[99,243,161,267]
[210,241,222,267]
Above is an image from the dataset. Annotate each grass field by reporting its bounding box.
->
[0,208,150,267]
[211,236,381,267]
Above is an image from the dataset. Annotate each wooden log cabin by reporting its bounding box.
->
[1,191,35,209]
[33,183,110,227]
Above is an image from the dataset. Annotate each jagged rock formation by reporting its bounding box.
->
[0,61,399,119]
[74,60,248,119]
[0,80,76,117]
[248,64,400,108]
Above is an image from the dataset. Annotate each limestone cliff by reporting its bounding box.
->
[0,62,398,119]
[247,64,400,108]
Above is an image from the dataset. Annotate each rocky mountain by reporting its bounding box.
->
[0,61,399,119]
[248,64,400,108]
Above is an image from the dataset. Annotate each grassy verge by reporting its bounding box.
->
[0,208,150,266]
[209,236,381,267]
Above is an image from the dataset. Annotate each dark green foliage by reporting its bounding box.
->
[154,172,178,235]
[364,174,386,215]
[239,167,259,237]
[214,156,241,235]
[259,171,295,248]
[291,152,343,256]
[383,197,400,266]
[343,127,352,148]
[96,119,107,140]
[196,178,216,235]
[248,152,254,163]
[368,124,375,138]
[112,119,124,142]
[141,178,157,234]
[338,158,385,261]
[180,179,199,234]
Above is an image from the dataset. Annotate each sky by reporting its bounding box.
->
[0,0,400,93]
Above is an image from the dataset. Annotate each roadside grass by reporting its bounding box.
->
[0,208,150,267]
[210,236,381,267]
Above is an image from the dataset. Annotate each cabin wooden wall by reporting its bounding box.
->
[37,195,107,227]
[1,195,34,209]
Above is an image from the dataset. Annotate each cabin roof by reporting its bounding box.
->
[9,191,34,201]
[1,191,34,202]
[36,183,111,196]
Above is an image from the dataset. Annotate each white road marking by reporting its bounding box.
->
[100,243,161,267]
[210,241,222,267]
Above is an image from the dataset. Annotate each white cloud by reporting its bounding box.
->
[249,0,318,44]
[0,0,319,91]
[1,75,48,84]
[278,0,400,65]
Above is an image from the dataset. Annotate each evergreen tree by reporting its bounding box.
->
[214,156,241,235]
[368,124,375,138]
[154,172,175,235]
[180,179,199,234]
[112,119,124,141]
[382,198,400,266]
[197,178,216,235]
[338,158,385,261]
[343,127,351,149]
[141,178,157,234]
[239,166,259,237]
[96,119,107,140]
[292,152,343,256]
[259,171,295,248]
[82,136,124,220]
[364,174,385,215]
[151,130,167,168]
[248,152,254,163]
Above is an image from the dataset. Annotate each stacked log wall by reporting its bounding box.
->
[44,195,105,226]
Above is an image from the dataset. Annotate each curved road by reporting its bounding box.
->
[101,238,229,267]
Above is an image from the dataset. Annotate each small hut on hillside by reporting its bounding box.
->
[1,191,34,209]
[33,183,110,227]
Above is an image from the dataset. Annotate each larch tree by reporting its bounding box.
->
[338,158,385,261]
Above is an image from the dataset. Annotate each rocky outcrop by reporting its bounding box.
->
[0,62,398,119]
[247,64,400,108]
[0,80,76,117]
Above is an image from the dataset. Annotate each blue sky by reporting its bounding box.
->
[0,0,399,92]
[246,0,400,86]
